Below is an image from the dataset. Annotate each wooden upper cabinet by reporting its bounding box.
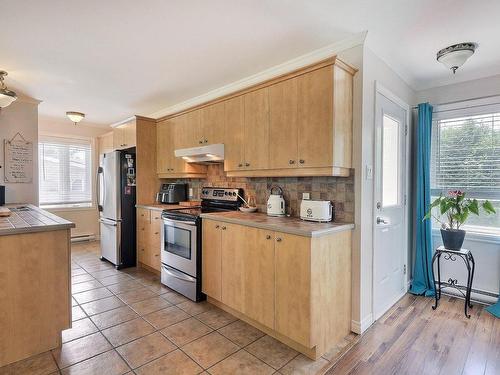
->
[224,96,245,172]
[244,88,270,170]
[98,131,113,155]
[156,119,174,174]
[297,65,334,168]
[199,102,225,145]
[175,112,199,149]
[269,78,299,169]
[243,227,275,329]
[113,121,136,150]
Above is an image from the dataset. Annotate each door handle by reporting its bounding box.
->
[376,217,388,224]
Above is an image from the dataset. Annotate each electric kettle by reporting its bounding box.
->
[267,186,286,217]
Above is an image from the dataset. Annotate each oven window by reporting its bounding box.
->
[164,224,192,260]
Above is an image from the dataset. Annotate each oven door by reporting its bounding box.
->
[161,218,197,277]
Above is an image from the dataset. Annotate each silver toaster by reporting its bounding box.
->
[300,200,333,222]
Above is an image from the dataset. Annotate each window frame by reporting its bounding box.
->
[38,135,95,210]
[430,99,500,236]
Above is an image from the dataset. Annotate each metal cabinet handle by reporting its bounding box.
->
[276,237,282,242]
[215,225,220,229]
[199,140,203,144]
[245,162,250,167]
[299,159,305,164]
[238,163,243,168]
[289,160,295,164]
[204,139,208,143]
[222,226,227,230]
[154,254,159,257]
[154,232,159,235]
[266,235,271,240]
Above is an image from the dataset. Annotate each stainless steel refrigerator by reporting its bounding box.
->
[97,148,136,269]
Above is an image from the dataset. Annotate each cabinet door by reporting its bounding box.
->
[150,213,162,271]
[243,227,275,329]
[202,220,222,300]
[200,101,225,145]
[275,232,312,347]
[297,66,333,168]
[224,96,245,171]
[221,223,245,311]
[269,78,299,169]
[156,119,174,174]
[137,208,151,266]
[244,88,269,170]
[113,126,124,150]
[99,132,114,155]
[122,122,136,148]
[182,110,202,148]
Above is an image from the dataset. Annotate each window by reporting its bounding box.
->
[382,114,401,207]
[431,112,500,234]
[39,136,93,208]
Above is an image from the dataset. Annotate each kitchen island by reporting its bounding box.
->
[0,205,74,367]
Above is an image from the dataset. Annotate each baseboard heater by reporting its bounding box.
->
[71,234,97,243]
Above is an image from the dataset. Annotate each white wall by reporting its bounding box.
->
[0,100,39,204]
[354,46,416,332]
[416,76,500,303]
[39,116,110,238]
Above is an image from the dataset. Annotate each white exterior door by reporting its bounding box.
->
[373,90,408,320]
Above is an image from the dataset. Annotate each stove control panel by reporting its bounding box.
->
[200,187,241,202]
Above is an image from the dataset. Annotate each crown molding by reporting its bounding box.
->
[147,32,366,119]
[16,95,42,105]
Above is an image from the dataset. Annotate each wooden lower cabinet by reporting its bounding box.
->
[136,208,162,272]
[202,218,352,360]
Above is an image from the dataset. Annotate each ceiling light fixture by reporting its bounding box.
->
[437,42,477,74]
[66,111,85,125]
[0,71,18,108]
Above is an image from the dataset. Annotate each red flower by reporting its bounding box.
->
[448,190,463,197]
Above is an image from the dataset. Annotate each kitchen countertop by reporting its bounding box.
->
[200,211,354,237]
[136,203,186,212]
[0,204,75,236]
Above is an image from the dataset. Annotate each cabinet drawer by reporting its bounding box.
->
[137,208,151,224]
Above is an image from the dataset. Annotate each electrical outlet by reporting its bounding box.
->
[188,188,193,198]
[302,192,310,200]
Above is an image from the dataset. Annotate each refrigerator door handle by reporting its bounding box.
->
[99,218,119,226]
[96,166,104,211]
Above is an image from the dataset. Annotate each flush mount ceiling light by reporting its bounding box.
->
[66,111,85,125]
[0,71,17,108]
[437,42,477,74]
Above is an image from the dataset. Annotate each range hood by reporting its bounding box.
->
[174,143,224,164]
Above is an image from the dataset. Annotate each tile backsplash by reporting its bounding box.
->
[168,164,354,222]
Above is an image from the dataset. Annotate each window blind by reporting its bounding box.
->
[431,112,500,199]
[39,136,93,206]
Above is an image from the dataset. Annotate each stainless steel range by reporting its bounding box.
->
[161,187,243,301]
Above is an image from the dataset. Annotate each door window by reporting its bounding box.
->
[163,224,192,260]
[382,114,401,207]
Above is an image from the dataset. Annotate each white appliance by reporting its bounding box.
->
[267,186,286,217]
[300,200,333,222]
[174,143,224,163]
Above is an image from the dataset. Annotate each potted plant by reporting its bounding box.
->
[424,190,496,250]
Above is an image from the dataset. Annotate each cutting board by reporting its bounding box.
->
[0,207,11,217]
[179,200,201,207]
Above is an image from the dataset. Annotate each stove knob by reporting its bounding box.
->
[224,192,228,196]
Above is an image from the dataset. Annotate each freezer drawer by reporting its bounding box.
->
[100,218,120,266]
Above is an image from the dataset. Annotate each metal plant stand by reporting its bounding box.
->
[431,246,475,318]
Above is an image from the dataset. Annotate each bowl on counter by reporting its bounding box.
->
[239,206,258,213]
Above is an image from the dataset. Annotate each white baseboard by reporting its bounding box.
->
[351,313,373,334]
[71,234,97,243]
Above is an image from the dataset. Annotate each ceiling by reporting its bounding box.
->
[2,0,500,126]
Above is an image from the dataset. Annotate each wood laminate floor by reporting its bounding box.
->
[327,293,499,375]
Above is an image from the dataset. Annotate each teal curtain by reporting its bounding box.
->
[410,103,435,297]
[486,281,500,318]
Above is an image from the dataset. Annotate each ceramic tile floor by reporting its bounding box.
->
[0,241,357,375]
